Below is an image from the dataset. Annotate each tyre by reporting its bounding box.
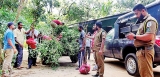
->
[70,54,78,63]
[42,57,49,65]
[125,53,139,76]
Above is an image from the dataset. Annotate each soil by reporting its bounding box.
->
[11,50,160,77]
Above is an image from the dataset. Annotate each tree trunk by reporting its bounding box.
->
[0,42,3,65]
[14,0,27,23]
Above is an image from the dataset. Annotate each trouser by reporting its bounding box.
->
[2,49,14,74]
[28,47,37,67]
[85,47,91,60]
[78,47,85,68]
[95,50,104,76]
[14,44,23,67]
[136,47,154,77]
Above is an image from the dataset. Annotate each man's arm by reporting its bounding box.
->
[7,32,16,51]
[135,33,154,42]
[8,39,16,49]
[82,33,86,48]
[86,35,94,39]
[135,21,157,42]
[25,29,31,34]
[15,37,22,45]
[100,32,106,52]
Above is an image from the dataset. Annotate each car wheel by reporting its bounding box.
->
[70,54,78,63]
[125,53,139,76]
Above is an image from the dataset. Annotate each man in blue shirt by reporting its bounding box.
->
[76,25,86,70]
[2,22,17,77]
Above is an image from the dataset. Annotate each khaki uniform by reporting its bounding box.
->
[134,14,158,77]
[2,49,14,75]
[93,29,106,76]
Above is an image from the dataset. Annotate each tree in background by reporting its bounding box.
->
[115,0,156,12]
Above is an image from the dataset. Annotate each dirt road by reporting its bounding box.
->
[12,50,160,77]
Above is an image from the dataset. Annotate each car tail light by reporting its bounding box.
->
[155,36,160,47]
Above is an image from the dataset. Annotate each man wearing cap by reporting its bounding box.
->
[13,22,30,69]
[126,4,158,77]
[92,21,106,77]
[2,22,17,77]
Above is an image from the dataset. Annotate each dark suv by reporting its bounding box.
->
[104,1,160,76]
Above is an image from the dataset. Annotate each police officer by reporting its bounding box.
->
[126,4,158,77]
[92,21,106,77]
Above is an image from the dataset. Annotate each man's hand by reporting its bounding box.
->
[126,32,135,40]
[20,44,23,48]
[80,47,85,51]
[98,50,103,55]
[85,35,88,38]
[13,48,17,54]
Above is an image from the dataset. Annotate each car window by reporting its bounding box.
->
[106,28,114,40]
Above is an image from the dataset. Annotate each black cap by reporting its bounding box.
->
[95,21,102,28]
[133,4,146,11]
[7,22,14,27]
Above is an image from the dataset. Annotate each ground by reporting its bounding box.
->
[11,50,160,77]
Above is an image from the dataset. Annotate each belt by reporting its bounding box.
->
[136,45,153,51]
[136,46,145,51]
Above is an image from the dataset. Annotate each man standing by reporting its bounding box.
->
[86,24,98,71]
[92,21,106,77]
[2,22,17,77]
[13,22,27,69]
[76,25,86,70]
[126,4,158,77]
[85,32,91,60]
[26,25,39,69]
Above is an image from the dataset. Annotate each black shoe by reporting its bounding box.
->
[33,64,37,66]
[13,64,17,68]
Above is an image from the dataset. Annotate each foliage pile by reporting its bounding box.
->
[35,25,79,69]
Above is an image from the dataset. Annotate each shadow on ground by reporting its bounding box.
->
[104,59,125,70]
[59,62,77,67]
[104,58,160,77]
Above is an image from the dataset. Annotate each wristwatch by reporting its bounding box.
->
[134,35,136,39]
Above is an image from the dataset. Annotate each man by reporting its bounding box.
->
[85,32,91,60]
[92,21,106,77]
[76,25,86,70]
[2,22,17,77]
[13,22,29,69]
[126,4,158,77]
[26,25,39,69]
[86,24,98,71]
[51,20,64,28]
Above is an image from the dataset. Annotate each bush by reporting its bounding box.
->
[36,25,79,69]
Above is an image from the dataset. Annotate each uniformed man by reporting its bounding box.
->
[126,4,158,77]
[85,24,98,71]
[92,21,106,77]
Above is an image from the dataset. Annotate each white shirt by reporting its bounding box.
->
[27,29,39,44]
[86,38,91,47]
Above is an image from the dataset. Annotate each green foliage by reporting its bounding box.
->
[116,0,156,12]
[60,27,79,56]
[35,25,79,69]
[64,3,85,22]
[0,0,18,11]
[36,38,64,68]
